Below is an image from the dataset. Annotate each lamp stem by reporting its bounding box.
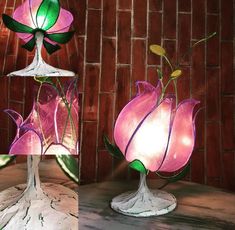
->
[137,173,150,194]
[34,32,44,65]
[24,155,43,198]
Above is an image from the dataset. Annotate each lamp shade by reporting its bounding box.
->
[2,0,74,54]
[5,81,79,155]
[114,81,199,173]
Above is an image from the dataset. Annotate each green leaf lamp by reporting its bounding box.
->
[2,0,75,76]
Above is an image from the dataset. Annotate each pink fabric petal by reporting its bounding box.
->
[126,98,174,172]
[16,33,33,43]
[44,143,71,155]
[159,99,200,172]
[13,0,41,29]
[54,96,78,154]
[22,84,58,148]
[9,130,42,155]
[47,8,73,33]
[114,81,162,155]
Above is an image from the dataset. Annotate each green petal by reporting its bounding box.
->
[34,76,53,84]
[43,39,61,54]
[2,14,33,33]
[22,37,36,51]
[129,159,148,174]
[103,135,124,159]
[0,155,15,170]
[36,0,60,30]
[56,155,78,184]
[46,31,74,44]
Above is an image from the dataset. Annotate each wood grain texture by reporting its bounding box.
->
[80,180,235,230]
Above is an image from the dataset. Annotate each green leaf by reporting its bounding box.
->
[103,135,124,160]
[36,0,60,30]
[34,76,53,84]
[43,39,61,54]
[157,68,163,80]
[0,155,15,170]
[46,31,75,44]
[2,14,34,33]
[129,159,148,174]
[56,155,79,184]
[156,163,190,183]
[22,37,36,51]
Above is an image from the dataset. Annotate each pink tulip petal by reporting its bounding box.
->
[126,98,174,172]
[16,33,34,43]
[47,8,73,33]
[44,143,71,155]
[114,81,162,155]
[9,130,42,155]
[13,0,41,29]
[159,99,200,172]
[4,109,23,128]
[54,94,78,154]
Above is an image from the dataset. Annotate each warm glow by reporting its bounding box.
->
[182,136,192,146]
[37,16,47,28]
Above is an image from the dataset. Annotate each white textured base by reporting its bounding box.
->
[111,189,176,217]
[7,62,75,77]
[0,183,78,230]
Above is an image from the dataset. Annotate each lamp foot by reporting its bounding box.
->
[0,183,78,230]
[7,61,75,77]
[111,189,176,217]
[111,173,176,217]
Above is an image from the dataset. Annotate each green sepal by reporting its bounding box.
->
[103,135,124,160]
[34,76,53,84]
[129,159,148,174]
[22,37,36,52]
[156,163,190,183]
[43,39,61,54]
[2,14,34,33]
[157,68,163,80]
[36,0,60,30]
[0,155,16,170]
[46,31,75,44]
[56,155,79,184]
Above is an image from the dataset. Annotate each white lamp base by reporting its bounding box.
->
[7,62,75,77]
[7,32,75,77]
[0,183,78,230]
[0,156,78,230]
[111,173,176,217]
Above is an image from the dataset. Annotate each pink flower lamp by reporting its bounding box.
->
[5,81,79,155]
[2,0,75,76]
[110,81,199,217]
[0,80,79,229]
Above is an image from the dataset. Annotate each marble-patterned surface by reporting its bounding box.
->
[0,159,78,230]
[80,180,235,230]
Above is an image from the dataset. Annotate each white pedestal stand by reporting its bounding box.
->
[111,173,176,217]
[0,156,78,230]
[8,32,75,77]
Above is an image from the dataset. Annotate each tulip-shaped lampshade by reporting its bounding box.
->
[111,81,199,217]
[2,0,75,76]
[5,81,79,155]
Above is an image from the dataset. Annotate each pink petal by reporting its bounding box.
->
[159,99,200,172]
[9,130,42,155]
[22,84,58,148]
[4,109,23,128]
[54,93,78,154]
[114,81,162,155]
[16,33,34,43]
[47,8,73,33]
[13,0,41,29]
[44,143,71,155]
[126,98,174,172]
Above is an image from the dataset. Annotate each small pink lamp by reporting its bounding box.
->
[110,81,199,217]
[2,0,75,76]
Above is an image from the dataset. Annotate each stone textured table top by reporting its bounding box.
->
[80,180,235,230]
[0,159,78,192]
